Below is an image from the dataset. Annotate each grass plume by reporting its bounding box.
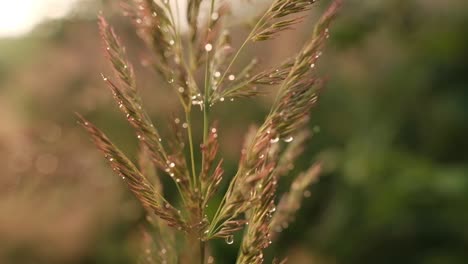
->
[79,0,342,263]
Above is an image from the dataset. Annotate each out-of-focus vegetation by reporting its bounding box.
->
[0,0,467,263]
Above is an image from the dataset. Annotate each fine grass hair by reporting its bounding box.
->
[78,0,342,263]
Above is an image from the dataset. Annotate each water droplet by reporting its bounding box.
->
[205,43,213,52]
[178,87,185,93]
[169,162,175,168]
[182,123,189,128]
[270,137,279,143]
[214,71,221,78]
[225,235,234,245]
[211,12,219,21]
[228,74,235,81]
[283,136,294,143]
[310,63,315,68]
[211,128,217,133]
[219,97,225,102]
[169,40,175,46]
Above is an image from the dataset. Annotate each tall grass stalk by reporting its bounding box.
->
[79,0,342,263]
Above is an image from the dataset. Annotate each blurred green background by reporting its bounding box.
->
[1,0,467,263]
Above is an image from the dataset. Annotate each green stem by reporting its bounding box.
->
[186,111,197,188]
[216,10,270,89]
[200,0,217,188]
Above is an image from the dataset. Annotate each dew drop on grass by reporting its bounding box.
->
[283,136,294,143]
[205,43,213,52]
[225,235,234,245]
[169,162,175,168]
[270,137,280,143]
[228,74,236,81]
[219,97,225,102]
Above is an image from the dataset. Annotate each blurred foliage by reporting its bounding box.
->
[0,0,467,263]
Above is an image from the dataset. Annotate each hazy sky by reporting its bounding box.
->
[0,0,272,38]
[0,0,78,37]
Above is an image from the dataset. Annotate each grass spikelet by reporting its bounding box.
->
[77,114,188,230]
[252,0,318,42]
